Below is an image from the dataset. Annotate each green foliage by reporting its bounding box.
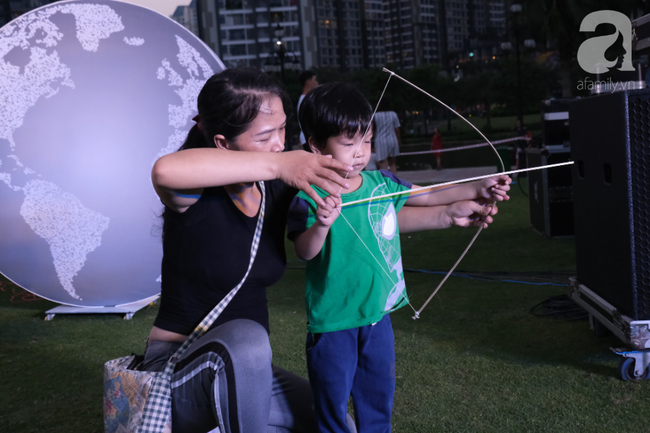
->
[266,69,303,147]
[518,0,646,96]
[489,58,560,114]
[311,60,557,135]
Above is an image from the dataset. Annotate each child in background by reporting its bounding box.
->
[288,82,510,432]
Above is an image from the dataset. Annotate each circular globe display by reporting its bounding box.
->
[0,0,224,307]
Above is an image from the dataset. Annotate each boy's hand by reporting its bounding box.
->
[475,174,511,202]
[446,199,498,229]
[315,195,342,228]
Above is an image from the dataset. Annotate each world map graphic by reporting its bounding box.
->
[0,0,224,306]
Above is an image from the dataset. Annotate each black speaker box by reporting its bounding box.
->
[569,89,650,320]
[542,98,571,147]
[527,148,573,237]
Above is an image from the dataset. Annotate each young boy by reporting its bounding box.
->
[288,83,510,432]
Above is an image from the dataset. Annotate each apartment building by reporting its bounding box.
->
[195,0,508,71]
[172,0,200,36]
[196,0,304,70]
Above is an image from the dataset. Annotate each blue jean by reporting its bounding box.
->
[142,319,316,433]
[306,314,396,433]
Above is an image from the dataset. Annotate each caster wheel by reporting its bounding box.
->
[618,357,650,381]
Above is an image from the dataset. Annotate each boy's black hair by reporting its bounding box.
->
[299,82,373,150]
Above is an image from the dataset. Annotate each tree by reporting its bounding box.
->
[520,0,647,96]
[490,57,559,114]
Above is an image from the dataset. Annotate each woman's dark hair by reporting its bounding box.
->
[180,67,291,150]
[299,82,373,150]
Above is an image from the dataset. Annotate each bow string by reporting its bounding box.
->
[379,68,505,319]
[336,68,506,320]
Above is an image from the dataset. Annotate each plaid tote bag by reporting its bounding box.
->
[103,182,267,433]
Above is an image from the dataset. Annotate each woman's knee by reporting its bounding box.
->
[207,319,272,368]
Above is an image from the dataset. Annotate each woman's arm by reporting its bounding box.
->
[152,149,353,212]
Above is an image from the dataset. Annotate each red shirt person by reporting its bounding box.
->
[431,127,443,170]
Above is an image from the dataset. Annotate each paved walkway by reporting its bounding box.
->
[395,166,499,185]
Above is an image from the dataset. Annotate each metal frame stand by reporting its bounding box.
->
[568,278,650,380]
[44,295,159,321]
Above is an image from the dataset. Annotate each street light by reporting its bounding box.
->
[510,4,524,125]
[274,24,286,84]
[264,23,302,82]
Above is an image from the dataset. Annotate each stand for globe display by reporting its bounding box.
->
[44,294,159,321]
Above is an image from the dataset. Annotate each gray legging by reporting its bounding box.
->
[142,319,316,432]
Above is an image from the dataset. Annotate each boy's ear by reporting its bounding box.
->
[214,134,230,150]
[308,137,322,155]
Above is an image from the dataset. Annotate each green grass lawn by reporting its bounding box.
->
[1,178,647,432]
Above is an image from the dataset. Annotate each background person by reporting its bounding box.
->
[373,99,401,174]
[431,127,443,170]
[144,67,353,433]
[297,70,319,151]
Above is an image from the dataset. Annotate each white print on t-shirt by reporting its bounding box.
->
[368,183,406,311]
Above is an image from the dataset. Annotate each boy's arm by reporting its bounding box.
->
[398,199,498,233]
[405,175,512,207]
[293,195,342,261]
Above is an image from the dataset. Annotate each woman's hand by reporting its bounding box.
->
[446,199,498,229]
[276,151,353,207]
[475,175,511,202]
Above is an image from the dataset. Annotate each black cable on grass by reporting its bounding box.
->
[403,268,573,287]
[288,264,585,320]
[529,294,588,321]
[288,262,574,287]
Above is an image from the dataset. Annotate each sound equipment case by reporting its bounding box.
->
[567,88,650,380]
[527,98,574,237]
[527,148,573,237]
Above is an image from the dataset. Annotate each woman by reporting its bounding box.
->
[143,68,353,432]
[373,100,401,175]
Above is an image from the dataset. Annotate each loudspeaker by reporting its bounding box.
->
[570,89,650,320]
[527,148,573,237]
[541,98,571,148]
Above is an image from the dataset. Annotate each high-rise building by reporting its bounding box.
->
[385,0,506,70]
[384,0,440,69]
[194,0,508,72]
[296,0,387,71]
[0,0,56,27]
[196,0,304,71]
[363,0,387,68]
[172,0,199,36]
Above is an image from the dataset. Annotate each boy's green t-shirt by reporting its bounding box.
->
[288,170,412,333]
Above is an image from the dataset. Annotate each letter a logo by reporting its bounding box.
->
[577,10,635,74]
